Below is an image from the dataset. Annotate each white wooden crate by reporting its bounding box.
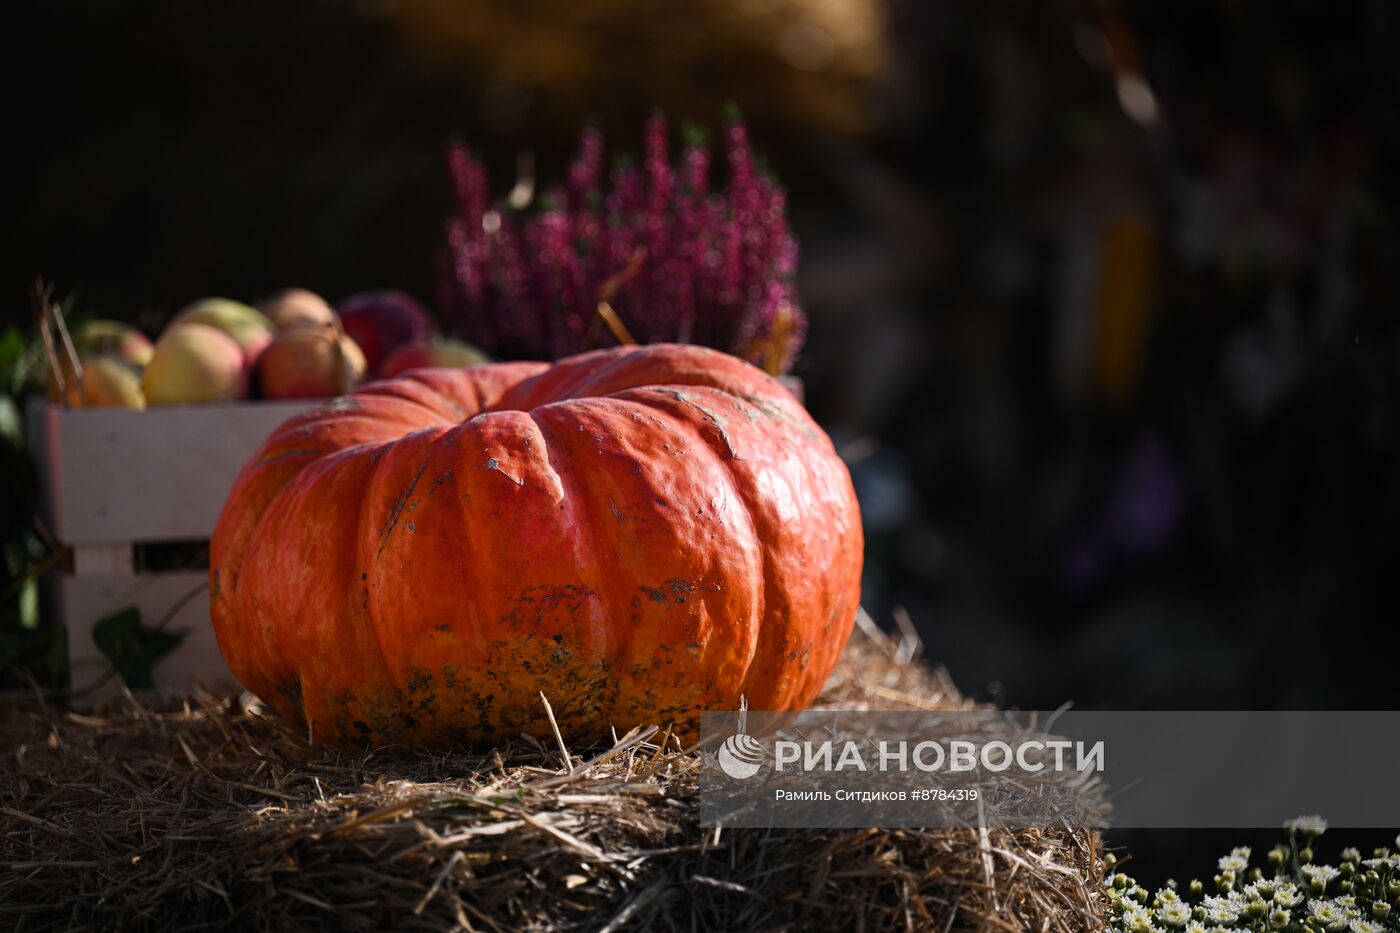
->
[27,400,317,694]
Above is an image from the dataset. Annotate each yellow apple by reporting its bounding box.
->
[141,323,248,405]
[172,298,273,362]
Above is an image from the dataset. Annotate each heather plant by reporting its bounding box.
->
[1107,819,1400,932]
[437,113,805,374]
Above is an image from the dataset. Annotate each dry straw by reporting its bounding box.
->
[2,619,1107,931]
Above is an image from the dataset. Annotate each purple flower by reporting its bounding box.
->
[437,114,806,373]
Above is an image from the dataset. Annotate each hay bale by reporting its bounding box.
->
[1,624,1107,931]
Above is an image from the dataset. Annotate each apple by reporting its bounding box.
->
[335,290,434,376]
[77,357,146,410]
[70,320,154,369]
[141,323,248,405]
[172,298,274,363]
[258,324,367,399]
[261,288,336,331]
[47,356,147,409]
[43,320,154,405]
[380,338,490,378]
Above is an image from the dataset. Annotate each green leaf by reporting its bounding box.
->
[17,577,37,629]
[91,606,184,690]
[0,396,20,446]
[0,326,26,382]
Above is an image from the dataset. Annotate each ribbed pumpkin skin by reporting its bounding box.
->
[210,344,863,746]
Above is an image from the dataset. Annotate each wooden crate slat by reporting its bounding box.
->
[30,400,316,545]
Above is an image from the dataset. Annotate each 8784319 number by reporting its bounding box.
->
[911,787,979,802]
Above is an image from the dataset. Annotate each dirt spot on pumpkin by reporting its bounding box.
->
[502,584,597,630]
[639,578,719,607]
[652,387,743,460]
[483,457,524,486]
[377,463,427,556]
[319,396,361,415]
[734,391,822,442]
[278,676,306,723]
[258,446,321,466]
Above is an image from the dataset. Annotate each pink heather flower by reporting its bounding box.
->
[437,114,806,373]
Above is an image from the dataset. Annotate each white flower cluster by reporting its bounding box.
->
[1106,820,1400,933]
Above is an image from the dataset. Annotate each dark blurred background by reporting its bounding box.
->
[4,0,1399,881]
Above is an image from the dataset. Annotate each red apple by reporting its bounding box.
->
[335,290,434,376]
[71,320,154,369]
[380,338,490,378]
[258,324,367,399]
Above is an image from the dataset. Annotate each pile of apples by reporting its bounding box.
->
[46,289,489,410]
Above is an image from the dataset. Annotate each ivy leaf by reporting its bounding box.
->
[91,607,183,690]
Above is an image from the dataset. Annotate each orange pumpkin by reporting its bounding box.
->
[210,344,863,745]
